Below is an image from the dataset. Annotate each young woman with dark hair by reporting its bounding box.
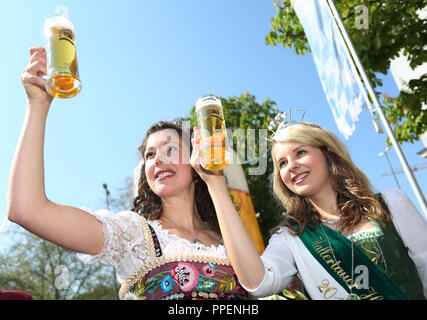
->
[8,47,247,300]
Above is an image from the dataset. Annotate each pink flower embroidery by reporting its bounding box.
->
[202,263,216,277]
[171,262,199,292]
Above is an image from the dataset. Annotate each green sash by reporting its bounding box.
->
[299,224,409,300]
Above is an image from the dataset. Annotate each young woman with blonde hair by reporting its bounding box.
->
[191,121,427,300]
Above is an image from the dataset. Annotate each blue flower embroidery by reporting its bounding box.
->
[160,275,174,293]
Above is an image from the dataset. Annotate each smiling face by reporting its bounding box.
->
[274,141,332,199]
[144,129,194,199]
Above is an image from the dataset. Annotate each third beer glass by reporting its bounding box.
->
[195,95,231,171]
[44,15,81,98]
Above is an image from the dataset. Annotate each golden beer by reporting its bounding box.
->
[44,16,81,98]
[195,95,231,171]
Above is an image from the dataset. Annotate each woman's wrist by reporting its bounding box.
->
[26,100,51,116]
[206,175,227,191]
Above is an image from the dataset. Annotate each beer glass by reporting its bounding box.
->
[44,15,81,98]
[195,95,231,171]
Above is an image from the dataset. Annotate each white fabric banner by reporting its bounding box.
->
[293,0,367,139]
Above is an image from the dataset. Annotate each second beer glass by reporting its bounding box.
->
[195,95,231,171]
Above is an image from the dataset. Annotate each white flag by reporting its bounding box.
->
[293,0,368,139]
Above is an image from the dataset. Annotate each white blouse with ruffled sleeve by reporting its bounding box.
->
[76,207,228,286]
[243,188,427,298]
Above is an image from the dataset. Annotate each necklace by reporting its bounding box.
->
[192,238,204,245]
[160,215,207,246]
[320,212,342,225]
[319,224,360,300]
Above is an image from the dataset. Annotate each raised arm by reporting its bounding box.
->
[7,47,104,255]
[206,178,266,289]
[189,128,265,290]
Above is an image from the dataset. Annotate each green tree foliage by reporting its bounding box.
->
[0,182,134,300]
[266,0,426,144]
[189,92,285,243]
[0,226,116,300]
[106,176,135,212]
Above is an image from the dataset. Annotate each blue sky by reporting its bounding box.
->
[0,0,426,248]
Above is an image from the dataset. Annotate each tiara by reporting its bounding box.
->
[267,109,307,139]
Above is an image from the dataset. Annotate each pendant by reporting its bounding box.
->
[192,239,204,245]
[346,293,361,300]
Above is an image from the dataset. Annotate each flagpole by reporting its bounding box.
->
[326,0,427,216]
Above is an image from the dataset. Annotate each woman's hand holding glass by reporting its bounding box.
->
[21,46,53,109]
[190,127,226,187]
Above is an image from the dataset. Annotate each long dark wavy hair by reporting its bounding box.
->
[131,118,220,234]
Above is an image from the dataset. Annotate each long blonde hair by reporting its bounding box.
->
[270,122,390,235]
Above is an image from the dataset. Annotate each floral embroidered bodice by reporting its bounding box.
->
[75,208,247,300]
[120,223,248,300]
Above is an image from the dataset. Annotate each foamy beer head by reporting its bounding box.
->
[44,15,81,98]
[195,95,231,171]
